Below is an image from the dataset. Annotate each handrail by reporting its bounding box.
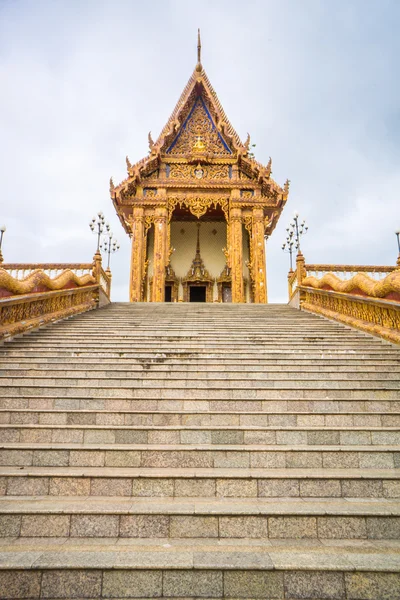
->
[287,253,400,344]
[288,270,297,301]
[0,285,99,340]
[2,263,93,271]
[300,285,400,345]
[0,252,112,340]
[305,264,394,273]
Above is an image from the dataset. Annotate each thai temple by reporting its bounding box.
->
[0,30,399,600]
[110,31,289,303]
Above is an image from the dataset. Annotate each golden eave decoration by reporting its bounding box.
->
[110,32,289,237]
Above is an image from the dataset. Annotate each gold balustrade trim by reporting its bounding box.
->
[300,287,400,345]
[0,268,96,296]
[0,285,98,340]
[305,264,395,274]
[2,263,93,271]
[100,267,112,298]
[301,270,400,300]
[288,270,297,301]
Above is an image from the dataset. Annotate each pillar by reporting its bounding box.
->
[229,207,244,303]
[129,206,145,302]
[251,208,267,303]
[152,206,168,302]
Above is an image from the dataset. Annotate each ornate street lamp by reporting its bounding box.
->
[291,212,308,253]
[283,212,308,270]
[396,230,400,265]
[100,228,120,269]
[89,212,106,252]
[0,225,6,263]
[282,229,295,271]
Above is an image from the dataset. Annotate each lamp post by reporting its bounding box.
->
[291,212,308,253]
[100,229,120,269]
[89,212,106,252]
[282,230,295,271]
[0,225,6,263]
[396,230,400,266]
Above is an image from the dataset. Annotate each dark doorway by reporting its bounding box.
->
[222,284,232,303]
[165,285,172,302]
[190,286,206,302]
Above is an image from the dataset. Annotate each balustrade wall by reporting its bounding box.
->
[288,254,400,344]
[0,253,111,340]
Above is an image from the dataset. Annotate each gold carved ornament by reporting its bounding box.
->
[168,164,229,180]
[301,289,400,345]
[144,216,155,236]
[302,270,400,300]
[0,269,96,296]
[242,215,254,289]
[0,288,97,340]
[167,97,231,158]
[168,197,229,221]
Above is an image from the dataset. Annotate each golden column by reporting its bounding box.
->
[152,206,168,302]
[251,207,267,303]
[129,206,145,302]
[229,207,244,303]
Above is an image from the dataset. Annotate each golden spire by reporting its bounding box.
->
[196,28,202,72]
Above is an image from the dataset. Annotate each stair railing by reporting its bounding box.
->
[0,252,111,341]
[288,254,400,344]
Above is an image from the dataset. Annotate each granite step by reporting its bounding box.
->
[2,371,400,382]
[0,444,398,469]
[1,497,399,540]
[2,396,400,413]
[2,409,400,427]
[1,424,400,446]
[1,338,397,350]
[7,341,391,351]
[2,364,400,374]
[0,538,399,600]
[3,357,400,367]
[1,385,399,398]
[1,466,399,498]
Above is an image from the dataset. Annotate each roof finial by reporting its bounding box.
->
[196,28,202,71]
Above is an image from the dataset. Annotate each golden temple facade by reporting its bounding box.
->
[111,32,289,303]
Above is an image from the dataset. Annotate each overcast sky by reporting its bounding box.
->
[1,0,399,302]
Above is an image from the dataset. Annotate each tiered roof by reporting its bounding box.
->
[111,31,289,235]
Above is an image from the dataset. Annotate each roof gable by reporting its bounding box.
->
[166,94,232,157]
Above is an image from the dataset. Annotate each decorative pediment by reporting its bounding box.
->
[110,32,290,239]
[165,95,232,158]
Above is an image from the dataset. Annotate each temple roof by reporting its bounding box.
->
[154,63,243,154]
[111,32,289,235]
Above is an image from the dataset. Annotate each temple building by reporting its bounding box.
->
[111,32,289,303]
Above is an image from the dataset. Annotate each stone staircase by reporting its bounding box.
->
[0,302,399,599]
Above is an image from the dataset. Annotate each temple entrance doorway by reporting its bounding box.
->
[165,285,172,302]
[222,284,232,303]
[190,285,206,302]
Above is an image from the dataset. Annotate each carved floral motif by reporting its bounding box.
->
[302,270,400,300]
[168,164,229,180]
[167,98,231,157]
[168,196,229,221]
[0,269,95,296]
[302,289,400,345]
[0,288,97,340]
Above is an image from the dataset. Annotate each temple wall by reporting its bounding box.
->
[170,221,227,278]
[170,221,226,303]
[144,220,254,302]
